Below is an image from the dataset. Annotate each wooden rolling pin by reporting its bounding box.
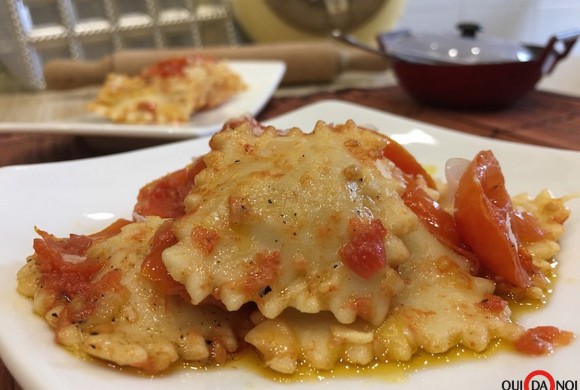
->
[43,41,389,90]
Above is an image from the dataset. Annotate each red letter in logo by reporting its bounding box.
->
[524,370,555,390]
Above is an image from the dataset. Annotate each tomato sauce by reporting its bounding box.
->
[340,218,387,279]
[33,220,131,326]
[515,326,574,355]
[191,226,220,255]
[134,158,206,218]
[136,101,157,117]
[141,56,214,79]
[142,57,189,79]
[479,294,509,313]
[242,251,281,300]
[140,219,189,300]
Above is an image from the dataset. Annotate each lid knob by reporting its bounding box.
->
[457,23,482,38]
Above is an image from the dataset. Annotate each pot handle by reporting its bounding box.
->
[538,28,580,74]
[376,29,412,53]
[330,29,388,57]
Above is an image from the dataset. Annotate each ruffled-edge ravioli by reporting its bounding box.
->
[244,190,572,374]
[245,222,523,374]
[17,217,248,373]
[163,120,419,326]
[16,120,573,377]
[87,57,247,124]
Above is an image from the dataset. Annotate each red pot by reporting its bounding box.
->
[332,25,579,110]
[378,28,579,110]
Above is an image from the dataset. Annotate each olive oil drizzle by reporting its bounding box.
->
[214,262,559,384]
[220,340,507,384]
[61,260,560,384]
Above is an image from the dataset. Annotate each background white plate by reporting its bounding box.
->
[1,100,579,390]
[0,60,286,139]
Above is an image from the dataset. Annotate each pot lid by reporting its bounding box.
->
[383,23,534,65]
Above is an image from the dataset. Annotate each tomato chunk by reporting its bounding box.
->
[134,158,206,218]
[143,57,188,78]
[515,326,574,355]
[33,220,130,325]
[512,210,547,243]
[340,218,387,279]
[402,179,478,272]
[142,56,214,79]
[242,251,281,300]
[33,234,103,299]
[34,219,130,277]
[141,219,189,300]
[382,136,436,189]
[191,225,220,255]
[89,218,132,239]
[402,181,459,243]
[454,150,533,288]
[479,294,509,313]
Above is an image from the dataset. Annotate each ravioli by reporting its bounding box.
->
[17,217,249,372]
[87,56,246,124]
[245,222,524,374]
[244,191,572,374]
[16,118,574,376]
[163,120,419,326]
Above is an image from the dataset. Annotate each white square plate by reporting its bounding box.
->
[1,100,579,390]
[0,60,286,139]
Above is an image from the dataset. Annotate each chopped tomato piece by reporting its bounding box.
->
[141,219,189,300]
[479,294,509,313]
[242,251,281,300]
[454,150,533,288]
[136,101,157,114]
[340,218,387,279]
[55,269,126,326]
[515,326,574,355]
[142,57,188,79]
[34,230,92,262]
[191,225,220,255]
[34,219,130,277]
[402,179,479,272]
[382,136,436,189]
[512,210,548,243]
[89,218,132,239]
[33,220,130,325]
[33,234,103,296]
[402,181,458,243]
[134,158,206,218]
[142,56,214,79]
